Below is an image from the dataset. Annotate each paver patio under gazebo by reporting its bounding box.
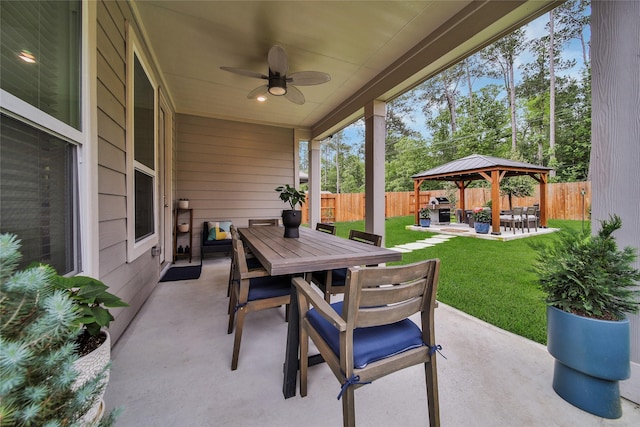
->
[412,154,553,235]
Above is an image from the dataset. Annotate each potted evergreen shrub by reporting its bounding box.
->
[419,207,431,227]
[275,184,306,238]
[0,234,120,426]
[472,207,491,234]
[533,215,640,418]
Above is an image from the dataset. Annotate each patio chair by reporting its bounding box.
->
[248,218,280,226]
[310,230,382,302]
[227,234,291,370]
[499,207,524,234]
[293,259,441,427]
[226,225,262,299]
[523,206,538,232]
[316,222,337,235]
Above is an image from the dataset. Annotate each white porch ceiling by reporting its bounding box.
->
[132,1,559,138]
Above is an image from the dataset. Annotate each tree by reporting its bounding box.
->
[500,151,535,210]
[481,29,526,151]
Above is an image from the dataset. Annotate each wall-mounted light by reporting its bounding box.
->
[18,50,36,63]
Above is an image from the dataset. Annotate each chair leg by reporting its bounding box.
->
[231,307,247,370]
[300,324,309,397]
[424,359,441,427]
[341,386,356,427]
[227,288,237,333]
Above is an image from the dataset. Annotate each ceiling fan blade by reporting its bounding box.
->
[284,85,305,105]
[247,85,269,100]
[267,45,288,75]
[287,71,331,86]
[220,66,267,80]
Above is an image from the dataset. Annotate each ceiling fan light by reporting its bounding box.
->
[268,85,286,96]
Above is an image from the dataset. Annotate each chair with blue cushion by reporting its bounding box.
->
[227,235,291,370]
[310,229,381,302]
[293,259,441,427]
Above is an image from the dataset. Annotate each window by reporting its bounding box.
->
[0,0,82,274]
[127,29,158,260]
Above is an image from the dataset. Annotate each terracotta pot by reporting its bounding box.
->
[178,223,190,232]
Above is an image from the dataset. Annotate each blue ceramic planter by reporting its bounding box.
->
[547,306,630,419]
[419,218,431,227]
[474,222,490,234]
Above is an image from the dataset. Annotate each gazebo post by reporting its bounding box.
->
[491,169,501,235]
[413,179,422,226]
[457,180,466,213]
[539,173,548,227]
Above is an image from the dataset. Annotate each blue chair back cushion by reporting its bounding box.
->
[307,301,425,369]
[311,267,348,287]
[248,275,291,301]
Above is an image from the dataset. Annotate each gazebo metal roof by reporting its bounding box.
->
[412,154,553,181]
[412,154,552,234]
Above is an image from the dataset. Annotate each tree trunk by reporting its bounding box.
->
[549,9,557,177]
[508,59,517,151]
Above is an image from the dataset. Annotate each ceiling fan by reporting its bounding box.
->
[220,45,331,105]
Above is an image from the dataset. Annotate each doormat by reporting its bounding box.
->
[160,265,202,282]
[440,228,469,233]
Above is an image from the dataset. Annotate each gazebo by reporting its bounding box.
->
[411,154,553,235]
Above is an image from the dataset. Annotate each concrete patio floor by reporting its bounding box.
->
[406,222,559,241]
[104,257,639,426]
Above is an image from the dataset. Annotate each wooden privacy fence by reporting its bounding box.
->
[302,181,591,223]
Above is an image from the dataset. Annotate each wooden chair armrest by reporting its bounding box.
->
[292,277,347,331]
[241,268,270,279]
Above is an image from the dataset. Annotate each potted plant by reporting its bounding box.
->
[52,271,128,424]
[533,215,640,419]
[178,198,189,209]
[472,207,491,234]
[0,234,120,426]
[275,184,306,238]
[419,207,431,227]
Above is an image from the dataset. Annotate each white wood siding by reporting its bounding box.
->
[176,114,295,257]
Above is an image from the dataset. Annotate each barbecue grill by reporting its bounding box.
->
[428,196,451,225]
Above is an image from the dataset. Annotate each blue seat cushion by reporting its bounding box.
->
[246,257,263,270]
[312,268,348,287]
[307,301,425,369]
[248,275,291,301]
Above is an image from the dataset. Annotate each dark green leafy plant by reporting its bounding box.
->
[419,207,431,219]
[52,275,128,337]
[534,215,640,320]
[275,184,306,210]
[0,234,117,426]
[472,207,491,223]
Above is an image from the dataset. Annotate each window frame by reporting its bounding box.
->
[126,26,159,262]
[0,0,91,276]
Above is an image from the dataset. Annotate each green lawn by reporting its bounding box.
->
[332,216,589,345]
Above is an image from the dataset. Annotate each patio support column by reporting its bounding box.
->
[308,138,322,229]
[364,100,386,242]
[491,170,501,235]
[592,0,640,403]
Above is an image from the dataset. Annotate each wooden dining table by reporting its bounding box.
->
[238,225,402,399]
